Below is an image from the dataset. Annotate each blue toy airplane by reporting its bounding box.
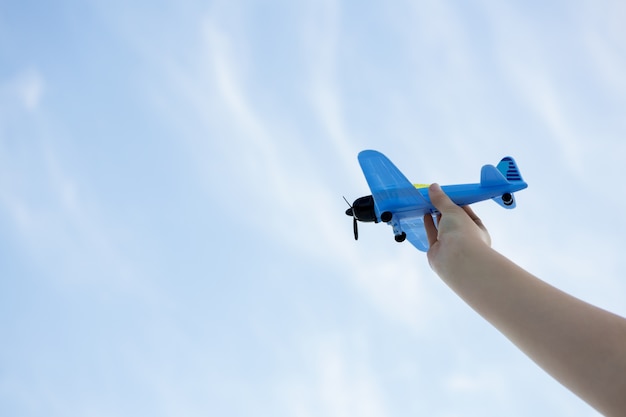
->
[345,150,528,251]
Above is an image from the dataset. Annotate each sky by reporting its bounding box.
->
[1,1,625,416]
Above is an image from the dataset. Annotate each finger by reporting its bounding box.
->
[462,205,480,222]
[424,213,438,247]
[462,205,485,228]
[428,183,461,214]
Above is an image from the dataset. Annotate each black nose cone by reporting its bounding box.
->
[345,208,354,216]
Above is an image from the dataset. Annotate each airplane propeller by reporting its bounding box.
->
[343,196,359,240]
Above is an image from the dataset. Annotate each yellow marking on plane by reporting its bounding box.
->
[413,183,430,189]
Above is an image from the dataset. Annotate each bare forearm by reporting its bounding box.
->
[436,243,626,416]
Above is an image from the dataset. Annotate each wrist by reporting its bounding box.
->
[431,237,494,281]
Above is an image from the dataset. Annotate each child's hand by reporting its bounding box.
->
[423,183,491,273]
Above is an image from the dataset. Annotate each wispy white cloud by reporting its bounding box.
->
[0,69,45,112]
[278,333,389,417]
[88,2,432,345]
[443,369,508,396]
[580,0,626,95]
[299,0,362,167]
[197,15,434,332]
[478,2,626,181]
[0,70,158,299]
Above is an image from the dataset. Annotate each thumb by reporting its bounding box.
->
[428,183,460,214]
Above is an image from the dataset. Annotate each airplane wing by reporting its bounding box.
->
[399,215,430,252]
[357,150,430,216]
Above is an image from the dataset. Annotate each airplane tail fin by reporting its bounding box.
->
[496,156,524,183]
[481,157,526,209]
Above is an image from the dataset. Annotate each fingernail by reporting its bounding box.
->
[430,183,441,192]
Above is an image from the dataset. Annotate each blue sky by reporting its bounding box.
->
[1,1,625,416]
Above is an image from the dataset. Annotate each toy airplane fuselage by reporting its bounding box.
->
[345,150,528,251]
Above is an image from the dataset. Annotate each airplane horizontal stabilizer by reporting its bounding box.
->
[492,194,516,209]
